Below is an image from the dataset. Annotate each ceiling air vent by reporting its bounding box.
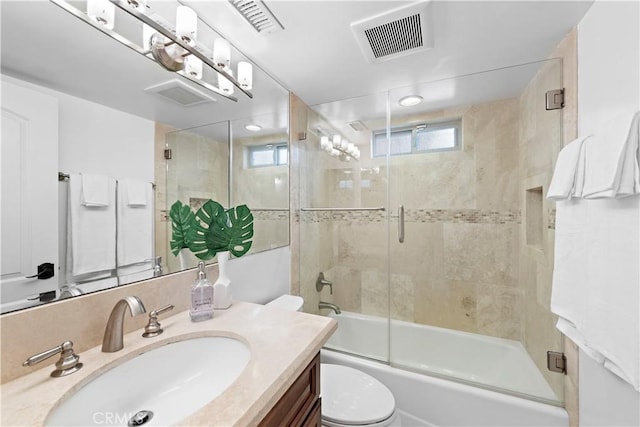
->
[228,0,284,35]
[144,79,216,107]
[351,1,433,64]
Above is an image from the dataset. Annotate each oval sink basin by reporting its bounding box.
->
[46,336,250,426]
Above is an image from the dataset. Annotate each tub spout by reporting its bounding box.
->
[319,301,341,315]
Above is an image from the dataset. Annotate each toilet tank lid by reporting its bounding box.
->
[265,295,303,311]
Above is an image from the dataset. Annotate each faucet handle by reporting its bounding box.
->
[316,272,333,295]
[142,304,174,338]
[23,341,83,377]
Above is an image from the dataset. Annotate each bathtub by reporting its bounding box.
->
[322,311,568,426]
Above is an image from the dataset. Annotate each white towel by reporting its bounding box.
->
[117,180,154,267]
[121,178,149,207]
[547,135,590,200]
[67,174,117,277]
[80,173,110,207]
[74,277,118,294]
[551,197,640,390]
[582,111,640,199]
[118,263,153,285]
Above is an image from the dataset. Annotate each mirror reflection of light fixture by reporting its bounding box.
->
[126,0,146,13]
[318,130,360,161]
[218,69,234,94]
[175,6,197,45]
[87,0,115,29]
[213,38,231,69]
[185,55,203,79]
[50,0,254,102]
[237,62,253,90]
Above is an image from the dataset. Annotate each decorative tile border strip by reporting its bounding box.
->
[404,209,521,224]
[188,198,288,221]
[253,209,289,221]
[300,209,521,225]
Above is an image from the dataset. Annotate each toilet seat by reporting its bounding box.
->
[321,364,397,426]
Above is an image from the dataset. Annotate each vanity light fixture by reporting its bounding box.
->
[398,95,423,107]
[245,124,262,132]
[50,0,254,102]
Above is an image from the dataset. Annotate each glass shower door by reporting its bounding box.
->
[387,60,565,404]
[301,92,390,363]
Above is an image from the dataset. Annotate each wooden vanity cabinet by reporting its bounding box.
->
[259,353,321,427]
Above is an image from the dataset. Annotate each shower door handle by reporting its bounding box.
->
[398,205,405,243]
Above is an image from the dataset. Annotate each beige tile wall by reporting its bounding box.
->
[232,133,290,254]
[299,97,525,341]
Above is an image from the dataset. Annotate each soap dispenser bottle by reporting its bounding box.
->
[213,251,232,309]
[190,261,214,322]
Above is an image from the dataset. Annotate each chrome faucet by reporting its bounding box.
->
[102,296,146,353]
[319,301,341,315]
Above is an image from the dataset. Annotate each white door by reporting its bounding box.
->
[1,78,59,313]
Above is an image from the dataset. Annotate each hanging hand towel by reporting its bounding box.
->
[547,135,590,200]
[582,111,640,199]
[121,178,149,207]
[80,173,110,206]
[67,174,117,277]
[117,179,154,267]
[552,196,640,391]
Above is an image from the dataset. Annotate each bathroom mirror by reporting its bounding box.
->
[0,0,290,313]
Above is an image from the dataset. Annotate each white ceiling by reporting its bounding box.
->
[189,0,593,107]
[1,0,593,132]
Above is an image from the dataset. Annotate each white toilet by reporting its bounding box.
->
[265,295,400,427]
[321,364,400,427]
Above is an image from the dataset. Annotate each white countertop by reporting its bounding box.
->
[0,301,337,426]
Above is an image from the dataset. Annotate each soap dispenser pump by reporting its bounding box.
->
[213,251,232,309]
[189,261,214,322]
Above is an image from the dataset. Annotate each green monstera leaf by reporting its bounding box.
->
[208,204,254,258]
[169,200,195,256]
[188,199,226,260]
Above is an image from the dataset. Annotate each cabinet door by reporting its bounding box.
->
[259,354,320,427]
[1,79,59,312]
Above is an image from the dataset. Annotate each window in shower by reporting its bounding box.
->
[372,119,461,157]
[247,143,288,167]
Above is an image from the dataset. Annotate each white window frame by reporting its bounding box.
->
[247,143,288,168]
[372,119,462,157]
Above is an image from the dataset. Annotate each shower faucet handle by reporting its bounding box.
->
[316,272,333,294]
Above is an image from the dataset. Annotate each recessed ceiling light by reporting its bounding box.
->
[245,124,262,132]
[398,95,423,107]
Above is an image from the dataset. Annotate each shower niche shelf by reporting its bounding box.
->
[525,186,544,248]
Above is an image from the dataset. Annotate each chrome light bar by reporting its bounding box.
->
[50,0,254,102]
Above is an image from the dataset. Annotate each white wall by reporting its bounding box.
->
[577,0,640,425]
[227,246,291,305]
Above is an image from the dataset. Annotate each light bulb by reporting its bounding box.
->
[185,55,203,79]
[332,135,341,148]
[320,136,330,149]
[87,0,115,30]
[213,38,231,69]
[237,61,253,90]
[218,69,234,94]
[176,6,198,45]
